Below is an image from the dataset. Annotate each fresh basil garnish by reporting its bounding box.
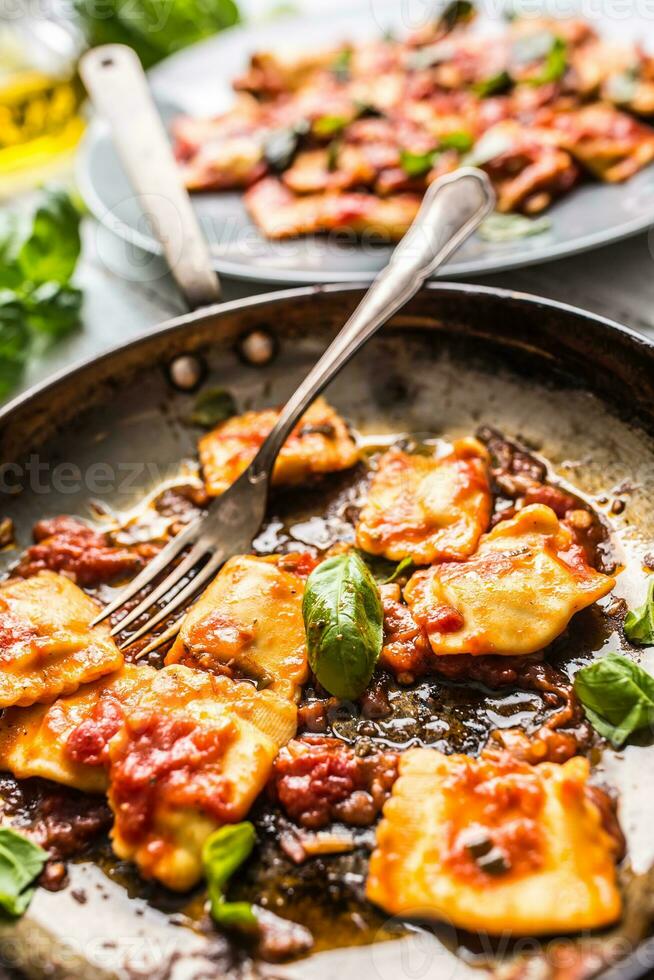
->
[478,212,551,242]
[326,139,342,172]
[438,130,474,152]
[303,551,383,699]
[574,652,654,747]
[624,580,654,645]
[436,0,475,35]
[263,119,309,172]
[399,148,437,177]
[472,70,512,97]
[313,115,349,138]
[0,828,47,917]
[190,386,237,428]
[526,36,567,86]
[384,556,415,583]
[203,822,258,931]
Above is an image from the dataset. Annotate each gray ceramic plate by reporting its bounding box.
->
[77,1,654,285]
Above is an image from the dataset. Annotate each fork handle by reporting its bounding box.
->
[248,167,495,483]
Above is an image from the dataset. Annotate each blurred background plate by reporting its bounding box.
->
[77,0,654,285]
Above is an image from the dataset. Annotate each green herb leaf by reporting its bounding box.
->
[203,823,258,931]
[438,130,474,152]
[17,190,81,286]
[313,115,349,138]
[436,0,475,35]
[190,386,237,428]
[574,652,654,747]
[263,120,309,172]
[23,283,83,340]
[326,138,341,172]
[0,827,48,917]
[400,148,437,177]
[331,48,352,83]
[384,556,414,584]
[526,36,567,86]
[0,296,30,399]
[478,212,551,242]
[303,551,383,699]
[624,580,654,645]
[472,70,512,97]
[75,0,240,67]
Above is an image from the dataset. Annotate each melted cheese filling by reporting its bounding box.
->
[199,396,358,496]
[0,571,123,709]
[356,438,491,564]
[166,554,308,700]
[404,505,615,656]
[366,748,622,934]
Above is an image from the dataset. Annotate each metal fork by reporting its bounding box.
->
[81,49,495,651]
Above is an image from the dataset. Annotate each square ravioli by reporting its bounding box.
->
[0,663,297,891]
[366,748,622,935]
[403,504,614,656]
[356,438,491,564]
[0,571,123,709]
[198,396,358,496]
[166,553,309,700]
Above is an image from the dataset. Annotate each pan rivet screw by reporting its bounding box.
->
[168,354,204,391]
[238,329,276,367]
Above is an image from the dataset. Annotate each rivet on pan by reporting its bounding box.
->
[238,329,277,367]
[168,353,206,392]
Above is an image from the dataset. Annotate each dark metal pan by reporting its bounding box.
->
[1,281,654,980]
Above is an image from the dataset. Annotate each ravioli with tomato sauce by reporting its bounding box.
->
[0,571,123,709]
[356,438,491,564]
[166,553,310,700]
[199,396,358,496]
[366,748,622,934]
[403,504,614,656]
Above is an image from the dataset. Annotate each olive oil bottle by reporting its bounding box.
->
[0,18,85,195]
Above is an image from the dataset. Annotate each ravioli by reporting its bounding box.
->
[106,670,297,890]
[199,396,358,496]
[366,748,622,935]
[403,504,614,657]
[0,571,123,709]
[166,553,308,700]
[356,438,491,564]
[0,664,149,792]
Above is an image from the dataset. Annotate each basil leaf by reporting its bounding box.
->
[574,652,654,747]
[439,130,473,152]
[264,120,309,172]
[400,148,437,177]
[472,70,512,97]
[203,823,258,931]
[190,386,237,428]
[18,189,81,286]
[303,551,383,699]
[326,138,342,172]
[478,212,551,242]
[436,0,475,35]
[0,297,30,398]
[0,828,47,917]
[313,115,349,138]
[384,556,414,584]
[526,36,567,86]
[23,283,83,340]
[624,580,654,645]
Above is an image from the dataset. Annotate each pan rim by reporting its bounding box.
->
[1,279,652,428]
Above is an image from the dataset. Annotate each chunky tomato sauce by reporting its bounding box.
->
[16,516,143,587]
[66,699,126,767]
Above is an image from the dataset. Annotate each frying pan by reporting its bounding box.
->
[2,47,654,980]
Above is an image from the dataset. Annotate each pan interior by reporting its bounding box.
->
[2,306,654,980]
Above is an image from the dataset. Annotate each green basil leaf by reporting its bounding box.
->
[0,828,48,917]
[478,212,551,242]
[400,148,437,177]
[326,138,342,173]
[436,0,475,35]
[384,556,414,584]
[303,551,383,699]
[203,823,258,931]
[0,295,30,398]
[472,70,512,97]
[438,130,473,152]
[331,48,352,83]
[263,119,309,172]
[313,115,349,138]
[624,580,654,645]
[574,652,654,747]
[23,283,83,340]
[526,37,567,86]
[17,189,81,286]
[190,386,237,428]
